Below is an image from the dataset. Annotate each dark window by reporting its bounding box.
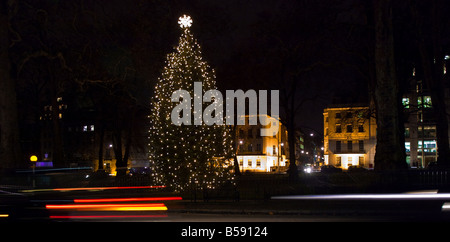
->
[359,140,364,152]
[256,143,262,152]
[248,129,253,138]
[346,125,353,133]
[336,141,341,153]
[358,124,364,132]
[239,130,244,138]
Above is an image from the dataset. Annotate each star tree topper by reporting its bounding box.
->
[178,15,193,28]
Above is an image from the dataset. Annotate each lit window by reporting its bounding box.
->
[418,140,437,153]
[402,98,410,108]
[90,125,95,131]
[418,96,432,108]
[358,156,364,164]
[83,126,88,132]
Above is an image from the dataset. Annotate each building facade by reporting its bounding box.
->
[323,105,377,170]
[235,115,289,173]
[402,65,450,168]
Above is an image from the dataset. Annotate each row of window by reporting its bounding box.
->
[239,159,262,167]
[402,96,432,109]
[239,143,262,152]
[330,111,366,120]
[328,124,364,134]
[335,156,364,167]
[67,125,95,132]
[405,140,437,153]
[405,126,436,138]
[238,144,286,156]
[238,129,262,139]
[335,140,365,153]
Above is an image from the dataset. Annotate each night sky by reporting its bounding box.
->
[167,0,370,133]
[13,0,377,134]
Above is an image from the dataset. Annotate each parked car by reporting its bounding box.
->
[320,165,342,173]
[347,165,367,172]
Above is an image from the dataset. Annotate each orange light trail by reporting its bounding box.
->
[46,203,167,211]
[21,185,166,193]
[49,214,168,219]
[53,185,166,191]
[73,197,182,203]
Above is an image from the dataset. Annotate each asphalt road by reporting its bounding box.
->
[3,186,450,222]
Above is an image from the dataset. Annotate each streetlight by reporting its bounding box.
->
[30,155,38,162]
[30,155,38,187]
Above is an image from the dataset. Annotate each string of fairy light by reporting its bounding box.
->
[148,15,234,192]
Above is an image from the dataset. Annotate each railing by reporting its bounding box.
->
[414,170,449,187]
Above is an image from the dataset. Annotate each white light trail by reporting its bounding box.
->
[272,192,450,200]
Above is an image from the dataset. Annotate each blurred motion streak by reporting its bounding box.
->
[46,203,167,211]
[49,214,168,219]
[21,185,166,193]
[45,195,182,220]
[74,197,182,203]
[272,193,450,200]
[442,202,450,211]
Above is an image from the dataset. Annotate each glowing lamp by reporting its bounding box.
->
[30,155,38,162]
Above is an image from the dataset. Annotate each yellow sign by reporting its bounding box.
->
[30,155,38,162]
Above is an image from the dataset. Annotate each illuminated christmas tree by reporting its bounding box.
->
[148,15,234,192]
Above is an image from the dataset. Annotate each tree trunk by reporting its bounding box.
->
[287,120,298,180]
[51,94,64,166]
[112,127,124,176]
[97,122,105,171]
[0,1,22,170]
[373,0,407,171]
